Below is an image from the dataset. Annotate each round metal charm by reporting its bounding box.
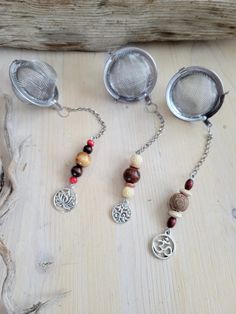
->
[53,187,77,213]
[112,199,131,224]
[152,229,176,260]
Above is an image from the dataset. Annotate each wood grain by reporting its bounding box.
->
[0,39,236,313]
[0,1,235,51]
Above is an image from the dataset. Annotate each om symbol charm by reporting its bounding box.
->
[152,229,176,260]
[53,187,77,213]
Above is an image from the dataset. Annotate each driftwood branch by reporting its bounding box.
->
[0,239,68,314]
[0,1,235,51]
[0,95,28,222]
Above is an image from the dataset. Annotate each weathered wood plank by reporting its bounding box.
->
[0,0,235,51]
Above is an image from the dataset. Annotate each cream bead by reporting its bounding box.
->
[180,188,192,197]
[122,186,134,198]
[168,210,182,219]
[130,154,143,168]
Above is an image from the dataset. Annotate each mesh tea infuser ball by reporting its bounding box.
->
[9,59,106,213]
[151,66,227,260]
[104,47,165,224]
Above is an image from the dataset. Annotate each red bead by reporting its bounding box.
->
[69,176,78,184]
[185,179,194,190]
[87,139,94,147]
[167,217,176,228]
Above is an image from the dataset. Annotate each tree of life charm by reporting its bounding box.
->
[111,199,131,224]
[152,229,176,260]
[53,187,77,213]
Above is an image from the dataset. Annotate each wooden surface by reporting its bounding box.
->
[0,1,236,51]
[0,39,236,313]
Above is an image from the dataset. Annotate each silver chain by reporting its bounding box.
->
[53,103,106,140]
[135,97,165,155]
[190,120,213,179]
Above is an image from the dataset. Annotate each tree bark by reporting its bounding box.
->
[0,0,235,51]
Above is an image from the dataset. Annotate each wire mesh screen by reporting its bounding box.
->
[14,60,57,102]
[171,72,218,116]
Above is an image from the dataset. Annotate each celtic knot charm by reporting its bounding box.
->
[53,187,77,213]
[152,229,176,260]
[111,199,131,224]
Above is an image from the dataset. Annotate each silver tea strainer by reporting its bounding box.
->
[104,47,165,224]
[151,67,227,261]
[104,47,157,103]
[9,59,106,213]
[166,66,227,179]
[166,66,225,122]
[9,59,59,108]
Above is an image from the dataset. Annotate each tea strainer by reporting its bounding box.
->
[104,47,165,224]
[151,66,227,260]
[166,66,225,122]
[9,59,106,213]
[104,46,157,103]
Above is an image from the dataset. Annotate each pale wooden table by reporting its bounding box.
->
[0,39,236,314]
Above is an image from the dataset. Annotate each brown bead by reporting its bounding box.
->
[169,193,189,212]
[83,145,93,154]
[76,152,91,167]
[71,165,83,177]
[123,167,140,184]
[167,217,177,228]
[185,179,194,190]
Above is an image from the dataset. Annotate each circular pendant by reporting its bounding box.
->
[152,229,176,260]
[53,187,77,213]
[111,199,131,224]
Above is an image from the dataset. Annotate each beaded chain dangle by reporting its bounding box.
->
[151,66,227,260]
[53,107,106,213]
[9,59,106,213]
[111,100,164,224]
[104,47,165,224]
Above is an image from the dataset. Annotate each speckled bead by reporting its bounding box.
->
[169,192,189,212]
[76,152,91,167]
[130,154,143,168]
[122,186,135,198]
[123,167,140,184]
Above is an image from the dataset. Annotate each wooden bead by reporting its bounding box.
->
[76,152,91,167]
[180,188,192,197]
[169,192,189,212]
[71,165,83,177]
[69,176,77,184]
[185,179,194,190]
[83,145,93,154]
[122,186,134,198]
[87,139,94,147]
[167,217,177,228]
[123,167,140,184]
[130,154,143,168]
[125,182,135,188]
[168,210,182,219]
